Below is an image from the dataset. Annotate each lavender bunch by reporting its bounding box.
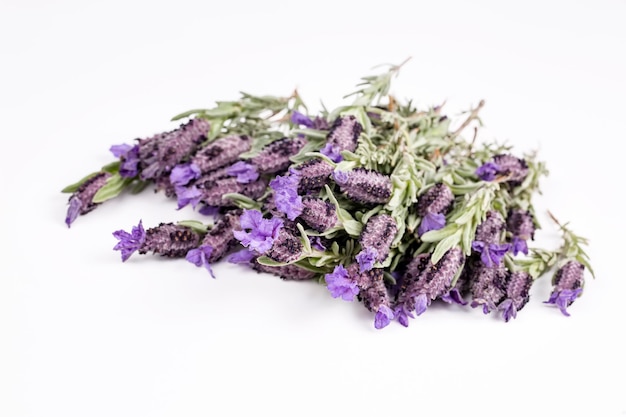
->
[63,60,595,329]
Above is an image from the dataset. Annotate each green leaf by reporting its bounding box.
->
[177,220,210,234]
[431,231,461,264]
[171,109,210,121]
[101,160,121,173]
[256,256,291,267]
[222,193,263,210]
[92,173,133,203]
[420,225,457,243]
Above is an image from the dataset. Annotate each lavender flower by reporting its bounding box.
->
[113,221,201,260]
[400,248,464,316]
[309,236,327,251]
[196,177,268,207]
[186,245,215,278]
[506,209,535,240]
[475,210,506,244]
[266,226,304,264]
[325,265,359,301]
[110,143,140,178]
[359,214,397,264]
[170,163,201,186]
[499,271,533,322]
[198,210,242,263]
[492,154,529,186]
[416,183,455,218]
[228,249,256,265]
[293,159,334,195]
[475,162,500,181]
[233,209,283,254]
[189,134,251,174]
[112,220,146,261]
[356,247,378,273]
[253,261,316,281]
[348,264,394,329]
[325,115,362,154]
[544,260,585,316]
[298,197,337,232]
[333,168,392,205]
[226,161,259,183]
[65,172,112,227]
[251,136,307,174]
[471,240,510,267]
[468,257,510,314]
[138,117,209,180]
[270,171,304,221]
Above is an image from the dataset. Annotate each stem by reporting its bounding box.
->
[451,100,485,138]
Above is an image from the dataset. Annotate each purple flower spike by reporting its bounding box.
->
[325,265,359,301]
[545,288,583,316]
[232,209,283,254]
[170,163,201,186]
[472,241,510,267]
[291,111,314,128]
[356,247,379,273]
[270,172,304,221]
[320,143,343,162]
[228,249,256,264]
[476,162,501,181]
[112,220,146,262]
[418,212,446,237]
[186,245,215,278]
[65,197,82,228]
[175,185,202,210]
[510,236,529,256]
[374,305,394,329]
[227,161,259,184]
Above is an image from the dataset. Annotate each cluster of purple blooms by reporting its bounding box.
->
[64,106,589,329]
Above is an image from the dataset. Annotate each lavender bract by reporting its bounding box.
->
[190,135,251,174]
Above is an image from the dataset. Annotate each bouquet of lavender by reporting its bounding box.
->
[62,60,594,329]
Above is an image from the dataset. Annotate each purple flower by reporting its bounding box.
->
[510,236,528,256]
[291,111,314,128]
[226,161,259,184]
[112,220,146,262]
[320,143,343,162]
[414,294,429,316]
[228,248,256,264]
[356,247,378,273]
[65,197,82,228]
[374,305,394,329]
[332,170,349,185]
[309,236,326,251]
[170,163,201,186]
[545,288,583,317]
[110,144,133,158]
[270,172,304,221]
[198,205,219,217]
[325,265,359,301]
[175,185,202,210]
[393,306,415,327]
[476,162,500,181]
[440,288,468,305]
[232,209,283,254]
[472,241,510,267]
[186,245,215,278]
[499,299,517,322]
[418,212,446,237]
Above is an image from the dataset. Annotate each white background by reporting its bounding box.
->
[1,1,625,416]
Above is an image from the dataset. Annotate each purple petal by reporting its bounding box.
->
[175,185,202,210]
[440,288,468,305]
[510,236,529,256]
[170,163,201,186]
[186,245,215,278]
[291,111,314,128]
[488,243,511,266]
[110,143,133,158]
[228,249,256,264]
[476,162,501,181]
[112,220,146,262]
[414,294,429,316]
[234,210,284,254]
[65,196,82,228]
[198,205,219,217]
[374,305,394,329]
[320,143,343,162]
[325,265,359,301]
[332,170,349,185]
[418,212,446,237]
[499,299,516,322]
[355,247,378,273]
[226,161,259,184]
[309,236,326,251]
[270,173,304,221]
